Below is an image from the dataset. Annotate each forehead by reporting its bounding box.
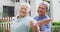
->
[20,5,28,8]
[39,3,46,8]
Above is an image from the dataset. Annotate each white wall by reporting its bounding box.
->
[52,0,60,21]
[0,0,11,1]
[30,0,42,18]
[14,0,25,16]
[15,2,21,16]
[0,0,15,17]
[30,0,36,18]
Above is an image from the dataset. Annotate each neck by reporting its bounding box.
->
[18,15,24,18]
[39,15,45,17]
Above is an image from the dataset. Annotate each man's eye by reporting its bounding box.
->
[39,7,41,8]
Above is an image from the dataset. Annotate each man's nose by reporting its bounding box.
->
[22,9,25,10]
[39,8,42,10]
[38,9,42,11]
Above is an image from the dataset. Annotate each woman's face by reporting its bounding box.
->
[19,5,28,17]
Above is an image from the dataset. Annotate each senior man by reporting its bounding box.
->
[34,1,51,32]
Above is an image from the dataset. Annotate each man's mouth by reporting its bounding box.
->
[39,11,42,13]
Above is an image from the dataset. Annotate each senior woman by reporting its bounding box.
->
[10,2,52,32]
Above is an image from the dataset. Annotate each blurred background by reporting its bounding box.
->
[0,0,60,32]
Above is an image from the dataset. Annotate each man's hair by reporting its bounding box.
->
[39,1,50,12]
[19,2,31,12]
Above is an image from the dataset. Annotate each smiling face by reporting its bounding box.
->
[37,3,47,17]
[19,5,28,17]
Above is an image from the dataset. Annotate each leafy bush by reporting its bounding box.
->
[52,21,60,26]
[51,26,60,32]
[0,27,3,32]
[51,21,60,32]
[29,28,32,32]
[0,20,8,32]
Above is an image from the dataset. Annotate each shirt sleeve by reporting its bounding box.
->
[30,17,40,32]
[30,18,38,26]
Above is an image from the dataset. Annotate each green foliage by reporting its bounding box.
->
[52,21,60,26]
[0,20,7,32]
[0,27,3,32]
[0,19,9,22]
[51,26,60,32]
[43,0,47,1]
[51,21,60,32]
[29,28,32,32]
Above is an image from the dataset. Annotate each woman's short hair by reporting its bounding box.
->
[19,2,31,12]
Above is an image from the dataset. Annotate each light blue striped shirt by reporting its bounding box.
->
[10,16,32,32]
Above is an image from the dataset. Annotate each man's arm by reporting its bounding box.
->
[30,18,52,32]
[37,18,52,27]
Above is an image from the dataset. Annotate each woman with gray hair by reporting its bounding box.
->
[10,2,52,32]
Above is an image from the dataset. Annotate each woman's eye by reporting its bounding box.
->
[25,9,27,10]
[21,8,27,10]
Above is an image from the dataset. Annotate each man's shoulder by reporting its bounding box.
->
[34,16,39,20]
[46,15,50,19]
[34,16,39,18]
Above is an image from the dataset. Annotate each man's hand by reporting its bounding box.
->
[30,18,52,32]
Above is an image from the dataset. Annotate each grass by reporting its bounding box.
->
[0,27,3,32]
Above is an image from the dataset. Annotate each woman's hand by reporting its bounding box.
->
[30,21,40,32]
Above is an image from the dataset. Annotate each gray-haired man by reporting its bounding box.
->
[34,1,51,32]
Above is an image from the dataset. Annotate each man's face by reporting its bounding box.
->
[37,4,47,17]
[19,5,28,17]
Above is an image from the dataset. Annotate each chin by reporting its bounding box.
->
[39,14,42,16]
